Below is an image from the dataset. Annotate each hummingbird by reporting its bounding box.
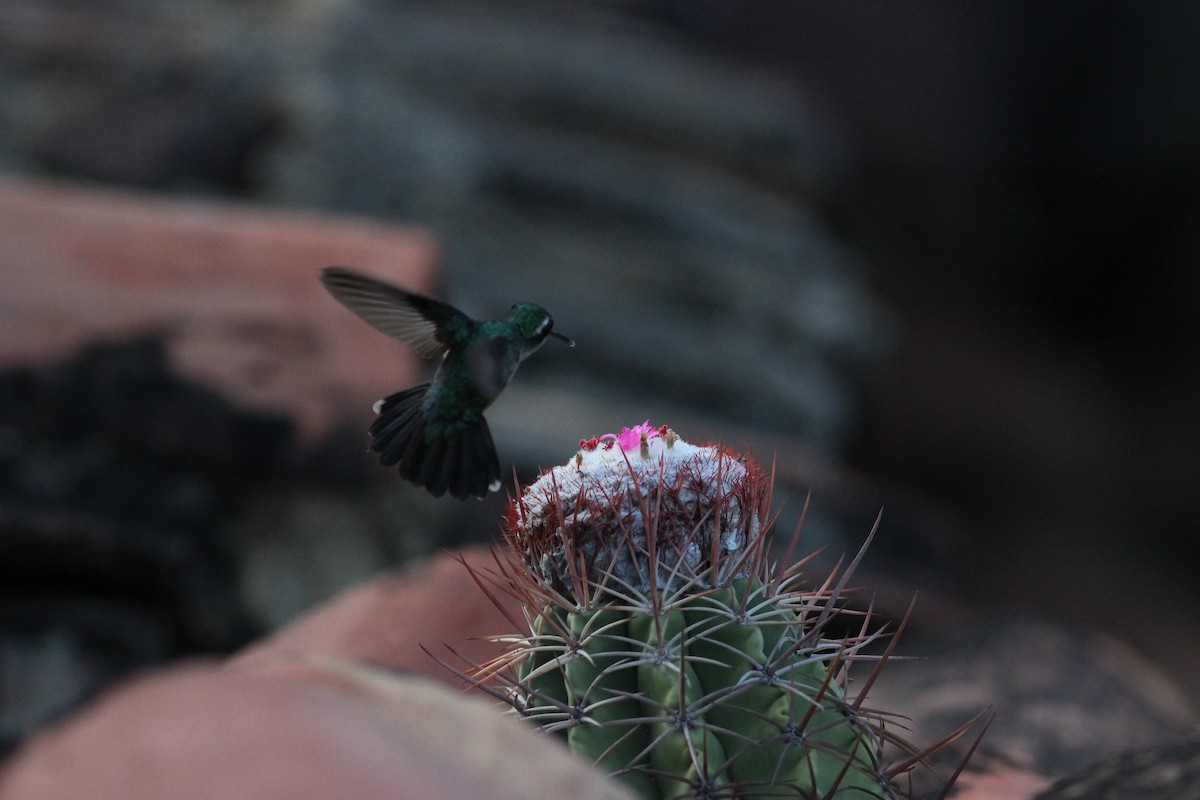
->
[319,266,574,500]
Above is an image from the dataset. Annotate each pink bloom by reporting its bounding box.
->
[600,420,660,452]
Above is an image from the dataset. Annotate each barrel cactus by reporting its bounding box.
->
[467,422,962,799]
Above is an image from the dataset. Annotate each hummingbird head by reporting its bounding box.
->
[507,303,575,350]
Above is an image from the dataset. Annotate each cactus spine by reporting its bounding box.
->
[473,423,925,798]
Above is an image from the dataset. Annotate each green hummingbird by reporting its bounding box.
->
[319,267,573,500]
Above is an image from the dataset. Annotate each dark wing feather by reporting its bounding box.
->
[320,267,473,358]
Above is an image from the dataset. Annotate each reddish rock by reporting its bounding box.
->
[950,758,1051,800]
[0,549,630,800]
[0,176,439,444]
[237,547,521,685]
[0,658,633,800]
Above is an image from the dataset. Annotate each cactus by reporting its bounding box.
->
[465,422,968,799]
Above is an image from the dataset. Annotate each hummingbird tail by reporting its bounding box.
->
[368,385,501,500]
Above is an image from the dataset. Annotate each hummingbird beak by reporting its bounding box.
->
[550,330,575,347]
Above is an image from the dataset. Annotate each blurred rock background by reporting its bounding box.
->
[1,0,1198,790]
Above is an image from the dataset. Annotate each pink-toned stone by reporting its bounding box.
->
[0,176,439,444]
[0,659,633,800]
[950,757,1052,800]
[0,549,630,800]
[237,547,520,685]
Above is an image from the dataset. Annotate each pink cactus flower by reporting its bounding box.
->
[599,420,660,452]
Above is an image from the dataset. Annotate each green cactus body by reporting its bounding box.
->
[485,423,927,798]
[515,578,888,798]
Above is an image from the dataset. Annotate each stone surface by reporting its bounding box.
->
[236,547,517,684]
[869,615,1199,793]
[0,176,437,445]
[2,0,882,460]
[0,176,439,751]
[948,759,1051,800]
[1034,734,1200,800]
[269,3,879,453]
[0,658,634,800]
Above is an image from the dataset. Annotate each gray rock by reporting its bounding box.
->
[253,0,878,463]
[869,616,1199,786]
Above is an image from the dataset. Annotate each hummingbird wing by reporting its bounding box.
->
[320,267,474,359]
